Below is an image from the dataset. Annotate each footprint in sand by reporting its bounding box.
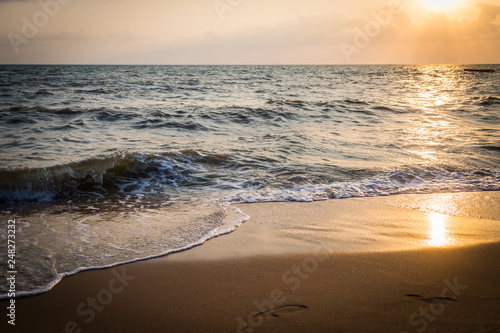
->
[405,294,457,304]
[253,305,308,318]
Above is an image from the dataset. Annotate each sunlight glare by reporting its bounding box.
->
[428,212,451,246]
[421,0,461,12]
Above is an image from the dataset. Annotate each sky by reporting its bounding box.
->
[0,0,499,64]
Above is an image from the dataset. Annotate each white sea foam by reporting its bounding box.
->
[0,205,249,300]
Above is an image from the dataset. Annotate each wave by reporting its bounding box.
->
[481,145,500,152]
[133,119,210,131]
[3,106,82,115]
[75,88,115,94]
[266,98,371,106]
[1,149,499,205]
[231,166,500,203]
[478,96,500,106]
[0,155,119,202]
[1,106,146,125]
[0,150,236,204]
[264,99,410,114]
[466,96,500,106]
[35,89,54,95]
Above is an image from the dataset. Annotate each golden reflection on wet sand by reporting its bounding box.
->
[428,212,452,246]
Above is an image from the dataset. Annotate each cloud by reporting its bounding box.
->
[405,3,499,42]
[147,2,500,63]
[465,2,500,35]
[0,0,499,64]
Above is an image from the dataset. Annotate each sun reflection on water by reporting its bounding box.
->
[402,65,466,167]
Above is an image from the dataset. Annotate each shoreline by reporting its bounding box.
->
[2,191,500,332]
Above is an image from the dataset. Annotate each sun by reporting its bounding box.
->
[421,0,462,11]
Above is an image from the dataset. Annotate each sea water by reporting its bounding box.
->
[0,64,499,297]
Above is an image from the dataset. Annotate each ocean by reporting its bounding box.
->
[0,64,499,298]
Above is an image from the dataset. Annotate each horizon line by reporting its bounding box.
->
[1,63,499,66]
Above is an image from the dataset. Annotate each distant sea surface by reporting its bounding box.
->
[1,64,499,297]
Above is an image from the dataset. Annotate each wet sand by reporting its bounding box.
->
[3,192,500,332]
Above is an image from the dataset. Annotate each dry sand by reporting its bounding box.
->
[3,192,500,332]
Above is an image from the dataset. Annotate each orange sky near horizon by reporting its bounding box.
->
[0,0,499,64]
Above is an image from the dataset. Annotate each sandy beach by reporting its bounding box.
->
[2,0,500,330]
[3,192,500,333]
